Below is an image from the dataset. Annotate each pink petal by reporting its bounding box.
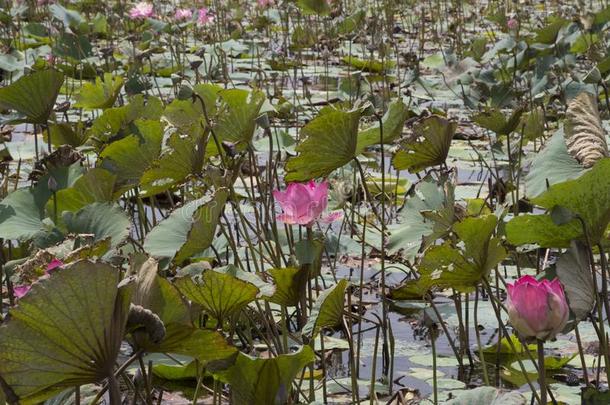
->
[310,181,329,211]
[46,258,64,273]
[285,183,313,219]
[321,211,343,224]
[13,285,31,299]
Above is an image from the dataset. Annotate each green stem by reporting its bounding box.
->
[431,327,438,405]
[538,340,547,405]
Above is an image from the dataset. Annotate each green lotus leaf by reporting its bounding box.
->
[507,158,610,247]
[297,0,331,15]
[73,73,124,110]
[46,168,116,215]
[303,279,349,338]
[86,95,163,148]
[356,99,409,155]
[98,119,164,196]
[174,268,260,324]
[0,69,64,124]
[139,131,205,197]
[267,267,309,307]
[555,242,595,322]
[391,215,505,299]
[387,177,455,260]
[44,122,88,148]
[130,257,237,367]
[392,115,456,173]
[0,261,132,404]
[285,109,361,181]
[212,346,315,405]
[524,130,587,198]
[62,203,130,248]
[0,163,83,242]
[472,107,523,135]
[143,188,228,264]
[210,89,266,153]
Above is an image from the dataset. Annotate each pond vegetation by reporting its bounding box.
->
[0,0,609,403]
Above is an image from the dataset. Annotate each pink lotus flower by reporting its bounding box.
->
[12,259,64,300]
[273,180,342,227]
[507,18,518,30]
[197,8,214,25]
[175,8,193,21]
[129,2,154,19]
[257,0,274,7]
[45,53,55,66]
[506,275,569,340]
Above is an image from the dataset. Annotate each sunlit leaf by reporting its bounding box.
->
[392,115,456,173]
[297,0,330,15]
[285,109,360,181]
[130,257,237,367]
[387,177,455,260]
[472,107,523,135]
[267,267,309,307]
[0,69,64,124]
[86,95,163,148]
[139,131,205,197]
[46,168,116,215]
[175,268,260,323]
[98,119,164,195]
[507,158,610,247]
[143,188,228,263]
[73,73,124,110]
[211,89,266,153]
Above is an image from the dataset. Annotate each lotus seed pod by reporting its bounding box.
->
[564,92,608,168]
[127,304,166,345]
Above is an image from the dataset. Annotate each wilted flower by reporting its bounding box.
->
[197,8,214,25]
[13,285,31,299]
[46,258,64,273]
[506,275,569,341]
[273,180,341,226]
[174,8,193,21]
[129,2,154,19]
[12,258,64,299]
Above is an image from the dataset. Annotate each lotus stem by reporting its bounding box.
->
[537,340,546,405]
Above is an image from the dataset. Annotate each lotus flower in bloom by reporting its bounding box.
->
[175,8,193,21]
[129,2,154,19]
[197,8,214,25]
[273,180,341,226]
[506,275,569,340]
[257,0,274,7]
[13,259,65,299]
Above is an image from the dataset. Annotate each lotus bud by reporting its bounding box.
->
[506,275,569,341]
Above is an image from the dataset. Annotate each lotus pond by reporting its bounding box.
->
[1,0,610,404]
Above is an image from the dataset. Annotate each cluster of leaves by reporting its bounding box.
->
[1,0,610,403]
